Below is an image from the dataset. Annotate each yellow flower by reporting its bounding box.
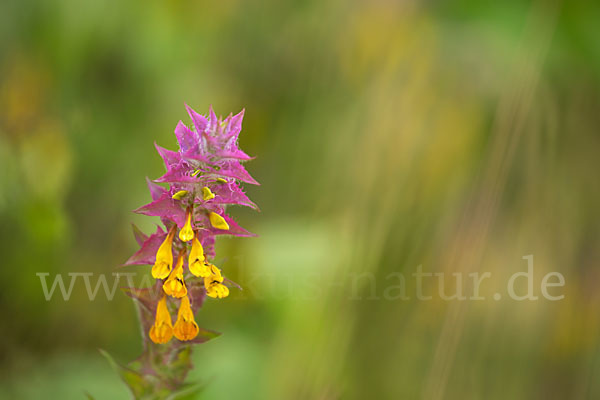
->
[152,227,176,279]
[173,295,199,341]
[179,209,194,242]
[189,236,210,277]
[171,190,188,200]
[204,265,229,299]
[149,296,173,344]
[163,253,187,298]
[201,186,215,200]
[209,212,229,230]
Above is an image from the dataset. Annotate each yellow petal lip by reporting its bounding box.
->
[208,264,223,281]
[190,261,211,278]
[149,323,173,344]
[205,281,230,299]
[204,265,229,299]
[201,186,215,201]
[173,319,198,341]
[172,190,188,200]
[179,210,194,242]
[152,261,171,280]
[163,277,187,298]
[163,254,187,298]
[209,212,230,230]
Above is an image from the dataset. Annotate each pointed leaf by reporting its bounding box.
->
[166,382,207,400]
[132,224,148,246]
[99,349,154,399]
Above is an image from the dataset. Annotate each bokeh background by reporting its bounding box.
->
[1,0,599,399]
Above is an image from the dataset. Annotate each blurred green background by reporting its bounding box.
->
[1,0,599,399]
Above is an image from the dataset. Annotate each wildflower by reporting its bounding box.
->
[204,264,229,299]
[209,211,230,230]
[152,226,176,279]
[179,209,194,242]
[163,252,187,298]
[173,295,200,341]
[126,105,258,353]
[149,296,173,344]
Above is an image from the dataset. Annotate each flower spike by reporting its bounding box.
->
[125,105,257,392]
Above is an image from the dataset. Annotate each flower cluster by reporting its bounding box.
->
[125,105,258,345]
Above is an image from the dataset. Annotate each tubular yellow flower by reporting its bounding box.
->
[163,252,187,298]
[179,209,194,242]
[172,190,188,200]
[173,295,199,341]
[204,265,229,299]
[149,296,173,344]
[201,186,215,200]
[189,236,210,277]
[209,212,229,230]
[152,227,176,279]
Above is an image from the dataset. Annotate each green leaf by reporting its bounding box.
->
[99,349,155,399]
[191,327,222,344]
[168,346,193,384]
[166,382,207,400]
